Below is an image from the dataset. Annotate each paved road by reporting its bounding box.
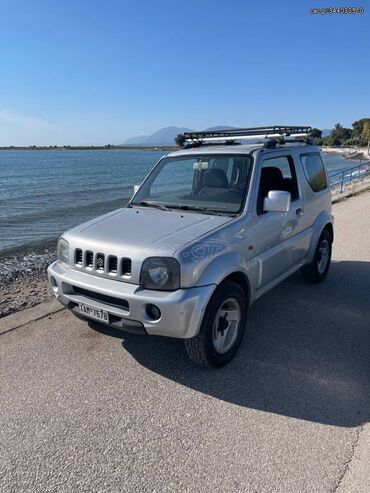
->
[1,193,370,492]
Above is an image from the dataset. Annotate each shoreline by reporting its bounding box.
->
[321,146,370,160]
[0,145,177,151]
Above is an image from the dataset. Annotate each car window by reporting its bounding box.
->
[148,158,195,197]
[300,153,327,192]
[132,154,252,215]
[257,155,299,214]
[264,156,292,178]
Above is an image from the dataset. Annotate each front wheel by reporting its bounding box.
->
[300,230,332,283]
[184,281,247,368]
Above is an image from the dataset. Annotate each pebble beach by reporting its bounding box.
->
[0,249,56,318]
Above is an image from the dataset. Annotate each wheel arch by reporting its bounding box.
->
[323,222,334,243]
[306,211,334,263]
[217,271,252,307]
[193,250,256,307]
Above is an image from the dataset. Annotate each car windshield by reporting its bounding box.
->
[131,154,253,215]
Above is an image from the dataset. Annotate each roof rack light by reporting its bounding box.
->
[183,126,312,144]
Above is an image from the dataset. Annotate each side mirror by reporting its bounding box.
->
[133,184,140,194]
[263,190,291,213]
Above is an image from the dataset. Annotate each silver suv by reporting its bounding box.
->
[48,126,333,368]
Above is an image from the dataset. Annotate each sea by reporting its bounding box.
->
[0,149,359,259]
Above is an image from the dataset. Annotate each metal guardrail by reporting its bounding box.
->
[329,161,370,195]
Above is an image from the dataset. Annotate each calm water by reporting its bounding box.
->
[0,149,358,256]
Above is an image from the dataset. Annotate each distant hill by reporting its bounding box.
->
[321,129,331,137]
[124,127,192,146]
[124,134,149,145]
[124,125,235,145]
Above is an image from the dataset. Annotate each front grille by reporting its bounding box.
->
[121,258,132,276]
[96,253,105,271]
[86,251,94,267]
[108,256,118,273]
[72,285,129,310]
[74,248,132,277]
[75,249,83,265]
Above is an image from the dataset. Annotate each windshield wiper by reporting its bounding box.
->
[170,204,220,215]
[131,201,171,212]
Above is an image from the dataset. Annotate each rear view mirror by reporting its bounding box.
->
[263,190,291,213]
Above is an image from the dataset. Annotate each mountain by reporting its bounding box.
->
[124,135,149,145]
[123,125,236,145]
[321,128,331,137]
[123,127,192,146]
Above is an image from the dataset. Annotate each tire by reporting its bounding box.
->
[184,281,247,368]
[300,229,332,283]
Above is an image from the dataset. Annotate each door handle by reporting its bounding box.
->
[296,208,303,217]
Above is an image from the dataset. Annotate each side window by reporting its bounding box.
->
[300,153,327,192]
[257,155,299,213]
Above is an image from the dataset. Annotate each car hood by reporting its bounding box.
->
[65,206,232,258]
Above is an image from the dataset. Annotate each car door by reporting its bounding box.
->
[251,152,307,289]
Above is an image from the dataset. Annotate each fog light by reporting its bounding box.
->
[50,276,58,293]
[145,304,161,321]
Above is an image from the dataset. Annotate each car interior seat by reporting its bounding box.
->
[198,169,229,197]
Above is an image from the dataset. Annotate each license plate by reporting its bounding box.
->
[78,303,109,322]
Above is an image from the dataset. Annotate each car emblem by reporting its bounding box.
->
[97,256,104,268]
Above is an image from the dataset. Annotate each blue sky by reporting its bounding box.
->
[0,0,368,145]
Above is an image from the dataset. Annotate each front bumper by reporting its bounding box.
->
[47,261,215,339]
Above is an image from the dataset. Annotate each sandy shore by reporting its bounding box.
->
[322,146,370,160]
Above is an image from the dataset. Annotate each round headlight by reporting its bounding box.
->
[148,260,169,287]
[140,257,180,291]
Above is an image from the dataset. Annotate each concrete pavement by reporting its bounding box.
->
[1,192,370,492]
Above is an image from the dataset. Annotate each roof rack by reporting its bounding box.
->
[182,126,313,147]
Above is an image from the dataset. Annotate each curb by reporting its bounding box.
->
[0,299,64,336]
[336,424,370,492]
[332,183,370,204]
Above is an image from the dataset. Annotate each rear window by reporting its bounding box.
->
[300,153,327,192]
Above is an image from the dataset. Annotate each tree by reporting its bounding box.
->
[175,134,186,147]
[311,128,322,139]
[331,137,342,147]
[352,118,370,138]
[361,120,370,141]
[311,128,323,145]
[326,123,352,147]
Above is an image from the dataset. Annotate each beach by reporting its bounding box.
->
[322,145,370,160]
[0,249,56,317]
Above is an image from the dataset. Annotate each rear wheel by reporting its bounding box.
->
[300,229,332,283]
[184,281,247,368]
